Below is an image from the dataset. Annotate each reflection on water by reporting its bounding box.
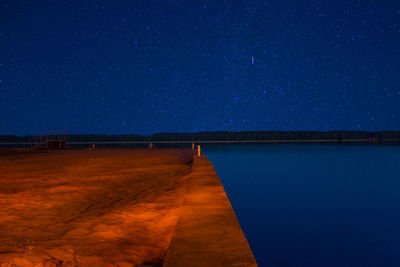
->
[204,144,400,267]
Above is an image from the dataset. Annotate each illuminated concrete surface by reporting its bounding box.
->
[0,149,192,266]
[0,149,256,266]
[163,155,257,267]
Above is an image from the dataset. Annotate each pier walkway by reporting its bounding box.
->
[163,154,257,267]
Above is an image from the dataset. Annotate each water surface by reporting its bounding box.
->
[204,144,400,267]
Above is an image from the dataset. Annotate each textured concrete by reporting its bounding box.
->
[0,149,257,266]
[163,155,257,267]
[0,148,193,266]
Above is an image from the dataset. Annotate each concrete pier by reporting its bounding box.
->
[163,154,257,267]
[0,149,256,266]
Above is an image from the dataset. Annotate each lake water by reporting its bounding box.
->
[204,144,400,267]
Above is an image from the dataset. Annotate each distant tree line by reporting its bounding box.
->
[1,131,400,143]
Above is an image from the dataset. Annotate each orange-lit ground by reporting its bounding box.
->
[0,148,193,266]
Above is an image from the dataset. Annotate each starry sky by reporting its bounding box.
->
[1,0,399,135]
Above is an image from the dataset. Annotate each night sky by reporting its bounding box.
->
[1,1,399,135]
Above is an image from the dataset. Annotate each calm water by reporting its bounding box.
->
[204,144,400,267]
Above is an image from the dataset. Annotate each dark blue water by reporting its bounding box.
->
[204,144,400,267]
